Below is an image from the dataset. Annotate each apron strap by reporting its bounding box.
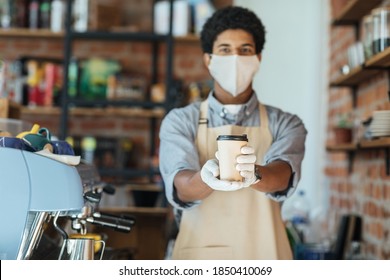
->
[259,103,269,129]
[197,100,209,164]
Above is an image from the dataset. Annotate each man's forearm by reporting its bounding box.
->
[251,160,292,193]
[174,170,214,203]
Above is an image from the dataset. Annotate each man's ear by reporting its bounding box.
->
[203,53,211,67]
[257,53,262,62]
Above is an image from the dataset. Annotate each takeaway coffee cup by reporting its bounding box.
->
[216,134,248,181]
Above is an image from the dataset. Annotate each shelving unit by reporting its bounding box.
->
[327,137,390,175]
[326,143,357,151]
[360,138,390,175]
[332,0,382,25]
[0,28,198,42]
[0,0,194,186]
[360,137,390,148]
[0,98,21,119]
[330,65,380,87]
[100,206,168,215]
[366,46,390,68]
[93,205,169,260]
[59,0,175,259]
[329,0,390,176]
[330,45,390,88]
[330,0,385,88]
[21,106,165,118]
[0,28,64,38]
[58,0,175,185]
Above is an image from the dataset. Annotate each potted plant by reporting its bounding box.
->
[334,113,353,144]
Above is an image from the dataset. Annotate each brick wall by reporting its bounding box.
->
[328,0,390,259]
[0,0,218,188]
[2,37,205,177]
[1,37,208,91]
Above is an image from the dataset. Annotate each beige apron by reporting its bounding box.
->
[172,100,292,260]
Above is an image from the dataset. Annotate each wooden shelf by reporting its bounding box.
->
[360,137,390,148]
[71,107,165,118]
[332,0,382,25]
[175,34,200,43]
[0,27,200,43]
[327,138,390,151]
[330,45,390,87]
[330,65,380,87]
[98,206,168,216]
[95,206,169,260]
[21,106,165,118]
[122,183,163,192]
[327,138,390,175]
[21,106,61,116]
[0,28,64,38]
[326,143,357,151]
[70,30,169,42]
[365,46,390,68]
[360,137,390,175]
[0,98,22,118]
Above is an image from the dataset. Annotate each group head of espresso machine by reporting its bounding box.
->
[0,138,135,260]
[67,161,136,244]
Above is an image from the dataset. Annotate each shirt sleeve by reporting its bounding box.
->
[159,103,202,210]
[264,106,307,201]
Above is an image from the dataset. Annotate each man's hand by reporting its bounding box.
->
[200,159,249,191]
[236,145,258,187]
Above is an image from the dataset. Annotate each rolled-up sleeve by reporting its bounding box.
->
[264,107,307,201]
[159,103,202,210]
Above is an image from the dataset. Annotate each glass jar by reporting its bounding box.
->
[362,14,374,60]
[372,7,390,54]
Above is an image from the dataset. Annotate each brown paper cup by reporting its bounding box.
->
[217,134,248,181]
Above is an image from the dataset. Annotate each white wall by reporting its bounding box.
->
[234,0,330,218]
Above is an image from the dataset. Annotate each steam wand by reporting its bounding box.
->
[53,212,68,240]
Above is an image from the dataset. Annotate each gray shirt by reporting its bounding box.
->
[159,92,307,211]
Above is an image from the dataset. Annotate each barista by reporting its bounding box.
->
[159,6,307,259]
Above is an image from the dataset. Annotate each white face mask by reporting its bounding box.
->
[208,54,260,96]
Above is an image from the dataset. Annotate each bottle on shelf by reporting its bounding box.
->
[73,0,89,32]
[68,57,79,98]
[39,0,51,29]
[50,0,64,32]
[0,0,11,28]
[26,60,41,106]
[14,0,30,28]
[28,0,40,29]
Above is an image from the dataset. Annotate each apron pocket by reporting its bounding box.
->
[178,246,233,260]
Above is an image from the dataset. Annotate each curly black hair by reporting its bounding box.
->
[200,6,266,54]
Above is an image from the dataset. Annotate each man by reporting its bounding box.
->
[159,6,307,259]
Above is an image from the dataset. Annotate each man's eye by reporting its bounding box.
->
[240,48,254,55]
[219,48,231,54]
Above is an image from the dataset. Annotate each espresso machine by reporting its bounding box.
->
[0,145,84,260]
[0,144,136,260]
